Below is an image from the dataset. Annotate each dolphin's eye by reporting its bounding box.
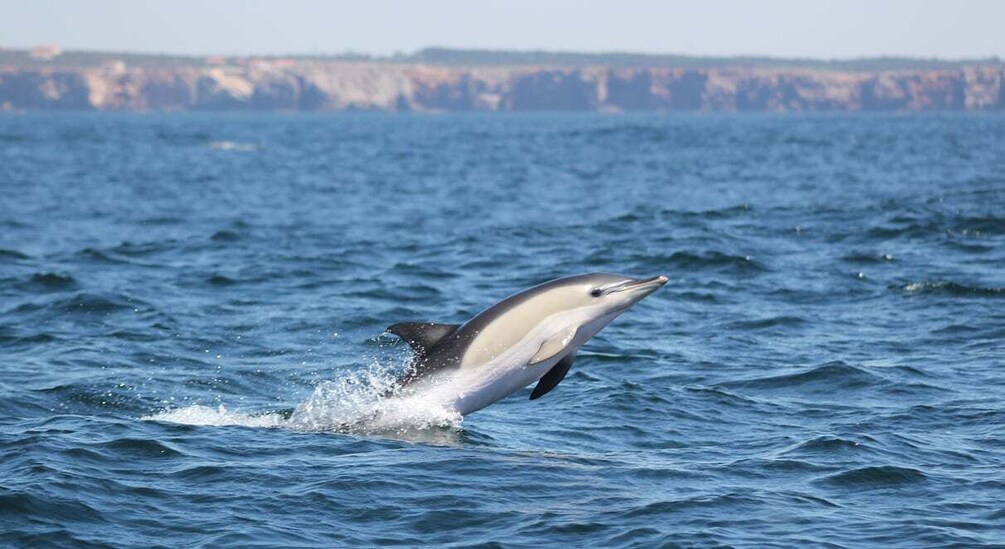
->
[590,289,603,298]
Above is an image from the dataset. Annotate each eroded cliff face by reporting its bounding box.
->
[1,62,1003,112]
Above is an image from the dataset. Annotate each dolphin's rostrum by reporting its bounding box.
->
[386,273,667,416]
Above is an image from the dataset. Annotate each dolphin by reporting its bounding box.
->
[385,273,667,416]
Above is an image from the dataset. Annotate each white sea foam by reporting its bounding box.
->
[145,404,286,428]
[208,140,258,152]
[143,360,463,437]
[286,368,462,434]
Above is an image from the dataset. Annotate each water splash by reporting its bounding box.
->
[143,360,462,437]
[287,369,462,434]
[145,404,285,428]
[208,140,258,152]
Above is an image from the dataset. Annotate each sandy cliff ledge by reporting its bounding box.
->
[2,58,1003,112]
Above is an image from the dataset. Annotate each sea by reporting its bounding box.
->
[1,112,1003,547]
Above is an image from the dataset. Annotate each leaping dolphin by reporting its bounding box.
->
[386,273,667,416]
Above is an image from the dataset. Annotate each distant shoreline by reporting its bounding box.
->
[3,46,1002,71]
[2,47,1003,112]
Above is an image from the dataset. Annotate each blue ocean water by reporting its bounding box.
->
[1,112,1003,547]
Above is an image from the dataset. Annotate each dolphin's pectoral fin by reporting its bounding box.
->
[527,327,577,398]
[530,354,575,400]
[529,326,577,365]
[387,322,460,357]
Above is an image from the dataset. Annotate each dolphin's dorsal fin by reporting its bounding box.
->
[387,322,460,357]
[530,354,575,400]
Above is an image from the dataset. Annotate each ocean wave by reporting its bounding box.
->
[155,129,211,145]
[610,204,753,225]
[782,435,874,457]
[74,247,130,264]
[725,362,883,392]
[866,211,1005,241]
[692,204,754,219]
[667,251,768,273]
[683,386,766,408]
[52,292,141,314]
[0,248,31,260]
[205,274,238,286]
[110,239,179,257]
[560,123,669,143]
[672,290,719,303]
[0,492,104,523]
[728,315,806,331]
[0,332,59,346]
[900,281,1004,298]
[818,465,927,488]
[96,438,185,458]
[24,272,77,291]
[210,229,241,242]
[618,493,762,518]
[6,291,143,318]
[865,223,934,240]
[946,214,1005,237]
[138,215,185,226]
[841,251,896,264]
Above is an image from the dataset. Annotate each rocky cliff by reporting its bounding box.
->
[2,54,1004,112]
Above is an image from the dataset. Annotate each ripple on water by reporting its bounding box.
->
[724,361,884,393]
[728,315,807,331]
[781,435,876,459]
[25,273,78,292]
[210,229,241,242]
[0,492,105,523]
[817,466,928,488]
[6,292,145,319]
[74,247,131,265]
[667,250,769,274]
[0,248,31,260]
[96,438,185,459]
[52,292,142,314]
[205,274,238,286]
[110,239,179,257]
[900,281,1004,298]
[841,250,896,264]
[0,332,60,346]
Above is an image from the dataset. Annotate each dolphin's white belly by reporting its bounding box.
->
[447,354,561,415]
[391,359,556,417]
[401,338,573,416]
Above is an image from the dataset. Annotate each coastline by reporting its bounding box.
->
[2,48,1003,113]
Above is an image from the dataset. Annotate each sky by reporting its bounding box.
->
[1,0,1003,60]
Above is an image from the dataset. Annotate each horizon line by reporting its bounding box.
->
[2,44,1003,64]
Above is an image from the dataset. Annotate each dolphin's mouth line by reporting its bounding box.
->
[606,275,669,295]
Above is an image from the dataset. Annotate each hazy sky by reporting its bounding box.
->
[1,0,1003,59]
